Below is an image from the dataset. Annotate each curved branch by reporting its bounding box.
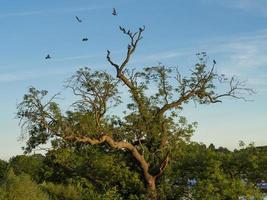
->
[64,134,154,182]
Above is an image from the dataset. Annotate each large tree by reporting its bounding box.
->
[17,26,252,199]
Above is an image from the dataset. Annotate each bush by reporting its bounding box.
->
[1,168,49,200]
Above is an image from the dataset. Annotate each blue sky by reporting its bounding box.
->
[0,0,266,159]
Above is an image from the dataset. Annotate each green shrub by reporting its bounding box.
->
[1,169,49,200]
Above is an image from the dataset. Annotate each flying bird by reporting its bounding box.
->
[45,54,51,59]
[75,16,82,23]
[82,38,88,42]
[112,8,117,16]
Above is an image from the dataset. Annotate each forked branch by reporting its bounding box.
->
[106,26,148,118]
[156,61,254,116]
[107,25,145,76]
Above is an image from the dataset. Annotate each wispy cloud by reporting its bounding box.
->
[0,68,71,83]
[1,29,266,90]
[0,50,124,82]
[200,30,267,75]
[0,6,101,19]
[129,29,267,90]
[132,50,193,64]
[0,10,44,18]
[0,71,33,82]
[202,0,267,16]
[53,53,103,62]
[132,30,267,68]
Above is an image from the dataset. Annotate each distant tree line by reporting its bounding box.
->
[0,143,266,200]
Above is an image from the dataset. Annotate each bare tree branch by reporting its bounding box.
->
[156,59,254,116]
[106,26,148,119]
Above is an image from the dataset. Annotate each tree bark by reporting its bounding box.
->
[147,176,157,200]
[64,134,168,200]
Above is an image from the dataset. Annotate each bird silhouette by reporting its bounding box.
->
[112,8,117,16]
[213,60,216,65]
[75,16,82,23]
[45,54,51,59]
[82,38,88,42]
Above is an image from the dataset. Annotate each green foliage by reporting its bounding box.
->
[0,187,7,200]
[8,154,45,182]
[41,182,82,200]
[154,142,265,199]
[1,144,266,199]
[192,178,263,200]
[0,169,49,200]
[0,159,8,179]
[42,146,146,199]
[41,181,125,200]
[100,187,123,200]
